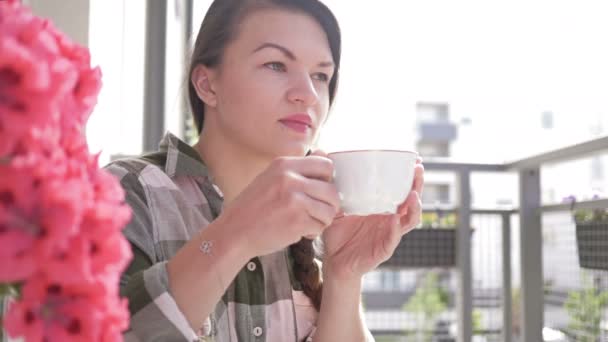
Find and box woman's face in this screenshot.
[201,8,335,158]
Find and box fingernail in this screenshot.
[338,192,344,201]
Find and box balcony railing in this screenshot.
[363,135,608,342]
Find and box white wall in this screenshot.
[25,0,90,47]
[86,0,146,165]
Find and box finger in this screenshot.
[335,208,345,219]
[400,192,422,233]
[309,149,329,158]
[298,176,341,211]
[299,191,338,229]
[382,215,402,260]
[276,156,334,182]
[412,163,424,195]
[289,192,328,237]
[396,189,417,216]
[396,165,424,215]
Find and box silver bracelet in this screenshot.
[198,238,226,293]
[200,240,213,255]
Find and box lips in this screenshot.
[278,113,313,133]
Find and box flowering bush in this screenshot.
[563,195,608,224]
[0,1,132,340]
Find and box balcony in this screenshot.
[417,122,459,144]
[362,135,608,342]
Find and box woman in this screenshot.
[107,0,424,341]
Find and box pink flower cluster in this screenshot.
[0,1,133,340]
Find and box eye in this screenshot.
[264,62,286,72]
[312,72,330,82]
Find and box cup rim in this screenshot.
[328,149,419,156]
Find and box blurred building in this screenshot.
[415,102,459,206]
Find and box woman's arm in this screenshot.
[166,216,252,331]
[312,266,371,342]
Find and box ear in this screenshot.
[191,65,218,108]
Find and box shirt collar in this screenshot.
[158,131,210,180]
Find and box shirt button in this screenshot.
[253,326,263,337]
[247,261,257,271]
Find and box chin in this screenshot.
[271,142,311,158]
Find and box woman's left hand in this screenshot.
[322,157,424,281]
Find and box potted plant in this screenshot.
[568,196,608,270]
[403,272,449,341]
[563,276,608,342]
[381,210,464,268]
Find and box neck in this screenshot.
[194,122,272,204]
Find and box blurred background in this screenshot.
[23,0,608,341]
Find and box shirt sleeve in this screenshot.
[106,163,200,342]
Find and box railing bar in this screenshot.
[424,161,507,172]
[505,135,608,170]
[539,198,608,213]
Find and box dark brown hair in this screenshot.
[188,0,341,311]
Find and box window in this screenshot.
[417,142,450,158]
[422,184,451,205]
[416,102,449,123]
[541,111,554,129]
[591,156,604,181]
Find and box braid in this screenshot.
[289,238,323,311]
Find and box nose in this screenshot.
[286,72,319,107]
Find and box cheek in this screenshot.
[217,79,282,135]
[226,71,283,107]
[317,95,331,121]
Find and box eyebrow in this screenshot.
[252,42,334,68]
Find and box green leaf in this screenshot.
[0,283,20,298]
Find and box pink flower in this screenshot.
[0,159,95,281]
[1,2,132,340]
[44,231,131,290]
[45,298,104,342]
[99,297,130,342]
[0,227,37,282]
[81,170,132,240]
[43,235,92,285]
[92,169,128,204]
[88,229,132,278]
[44,20,92,67]
[0,164,44,281]
[4,275,122,341]
[0,36,59,137]
[0,36,52,93]
[37,176,94,247]
[59,66,102,127]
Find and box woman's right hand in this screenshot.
[216,155,341,257]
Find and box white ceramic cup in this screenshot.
[328,150,418,215]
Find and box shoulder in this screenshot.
[104,155,171,262]
[105,152,166,184]
[104,152,176,199]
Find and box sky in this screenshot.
[314,1,608,161]
[87,0,608,173]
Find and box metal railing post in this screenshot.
[143,0,167,152]
[457,169,473,342]
[519,168,543,342]
[501,213,513,342]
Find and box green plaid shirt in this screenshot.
[106,132,373,342]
